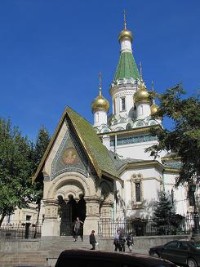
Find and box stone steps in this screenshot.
[0,236,93,267]
[41,235,91,253]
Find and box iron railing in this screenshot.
[0,223,41,239]
[0,216,196,239]
[98,217,194,237]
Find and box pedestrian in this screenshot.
[119,231,126,252]
[73,217,83,241]
[89,230,96,250]
[126,233,134,252]
[113,229,120,251]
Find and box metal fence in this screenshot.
[0,217,195,239]
[98,217,194,237]
[0,223,41,239]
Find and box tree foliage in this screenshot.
[0,119,33,225]
[0,119,51,226]
[32,127,51,204]
[147,84,200,185]
[33,127,51,172]
[152,192,184,235]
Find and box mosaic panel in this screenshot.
[51,121,88,179]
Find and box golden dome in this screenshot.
[91,94,109,113]
[119,29,133,42]
[134,83,151,103]
[151,103,159,116]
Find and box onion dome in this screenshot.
[118,11,133,42]
[151,103,159,115]
[91,94,109,113]
[134,82,151,103]
[119,29,133,42]
[92,73,109,113]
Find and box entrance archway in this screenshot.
[47,173,90,236]
[58,193,86,236]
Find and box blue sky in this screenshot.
[0,0,200,141]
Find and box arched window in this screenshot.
[131,174,143,204]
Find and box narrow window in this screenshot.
[96,112,99,123]
[135,182,141,202]
[121,97,126,111]
[113,99,116,114]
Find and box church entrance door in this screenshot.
[58,193,86,236]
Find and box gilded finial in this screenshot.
[118,9,133,42]
[98,72,102,96]
[123,10,127,30]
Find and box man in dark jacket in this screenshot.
[119,231,126,252]
[126,233,134,252]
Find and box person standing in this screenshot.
[77,194,86,240]
[113,229,120,251]
[73,217,83,241]
[119,231,126,252]
[126,233,134,252]
[89,230,96,250]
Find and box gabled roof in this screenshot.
[33,107,119,182]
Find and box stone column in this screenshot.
[41,200,60,236]
[99,201,113,237]
[83,197,100,235]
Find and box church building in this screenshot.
[33,17,188,237]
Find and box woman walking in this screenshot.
[73,217,83,241]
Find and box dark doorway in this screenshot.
[58,195,74,236]
[57,194,86,236]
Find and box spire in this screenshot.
[123,9,127,30]
[112,12,140,84]
[98,72,102,96]
[119,10,133,43]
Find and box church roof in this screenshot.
[33,106,119,182]
[66,107,119,179]
[113,51,140,83]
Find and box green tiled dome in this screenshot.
[113,52,140,83]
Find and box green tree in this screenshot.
[31,127,50,202]
[148,84,200,185]
[0,118,34,226]
[33,127,51,172]
[152,192,183,235]
[31,127,50,233]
